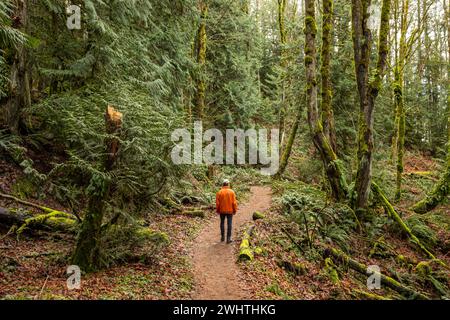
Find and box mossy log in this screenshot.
[324,247,429,300]
[180,209,205,218]
[277,259,307,276]
[352,289,391,300]
[239,225,255,261]
[411,169,449,214]
[252,211,265,221]
[371,182,448,270]
[0,192,80,221]
[0,207,77,233]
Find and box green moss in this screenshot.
[254,247,263,255]
[136,228,170,245]
[239,247,254,261]
[252,211,265,220]
[16,210,76,234]
[182,210,205,218]
[304,16,317,35]
[324,257,340,284]
[11,178,36,199]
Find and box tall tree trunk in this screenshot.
[276,103,301,178]
[351,0,391,211]
[3,0,31,134]
[304,0,347,201]
[71,106,122,272]
[394,0,409,200]
[320,0,337,153]
[193,1,208,120]
[394,67,406,200]
[277,0,287,146]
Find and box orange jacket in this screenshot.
[216,186,237,214]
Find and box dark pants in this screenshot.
[220,214,233,240]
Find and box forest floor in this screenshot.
[0,152,449,300]
[192,186,272,299]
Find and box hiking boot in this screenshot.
[221,236,225,242]
[226,239,233,244]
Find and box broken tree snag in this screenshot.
[239,225,255,261]
[105,105,123,168]
[371,182,448,270]
[324,247,429,300]
[72,105,123,272]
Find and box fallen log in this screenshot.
[324,247,429,300]
[411,169,449,213]
[351,289,391,300]
[239,225,255,261]
[0,193,81,222]
[0,207,77,233]
[276,259,308,276]
[180,209,206,218]
[371,182,448,270]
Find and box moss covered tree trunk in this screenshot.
[394,67,406,201]
[351,0,391,211]
[304,0,347,201]
[276,104,301,178]
[193,1,208,120]
[3,0,31,134]
[277,0,288,146]
[320,0,337,153]
[71,106,122,272]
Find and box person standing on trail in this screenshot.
[216,179,238,243]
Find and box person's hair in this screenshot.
[223,181,229,186]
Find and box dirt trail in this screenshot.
[191,186,272,300]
